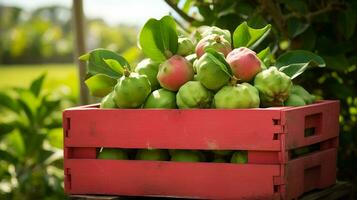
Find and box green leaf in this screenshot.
[139,15,178,61]
[205,49,232,77]
[257,46,273,67]
[30,73,46,97]
[0,92,18,112]
[85,74,117,97]
[0,122,15,138]
[0,150,18,164]
[287,18,309,38]
[47,128,63,149]
[279,63,310,79]
[4,130,25,158]
[182,0,193,13]
[78,53,90,61]
[18,98,35,124]
[276,50,326,79]
[103,59,124,74]
[233,22,271,49]
[86,49,130,79]
[337,7,356,40]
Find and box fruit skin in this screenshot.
[157,55,194,91]
[195,34,232,58]
[230,151,248,164]
[97,148,128,160]
[135,58,160,91]
[177,37,195,56]
[170,150,205,162]
[214,83,260,109]
[143,89,177,109]
[176,81,213,109]
[254,67,292,107]
[195,53,231,91]
[291,85,315,104]
[226,47,262,82]
[201,26,232,44]
[100,92,117,109]
[113,72,151,108]
[284,93,306,106]
[135,149,169,161]
[185,53,197,65]
[212,150,233,156]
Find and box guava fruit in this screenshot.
[176,81,213,108]
[284,93,306,106]
[177,37,195,56]
[100,91,117,109]
[135,149,169,161]
[226,47,262,82]
[195,52,231,90]
[195,34,232,58]
[157,55,194,91]
[113,71,151,108]
[212,150,233,156]
[230,151,248,164]
[291,85,315,104]
[170,150,205,162]
[201,26,232,44]
[143,89,177,109]
[135,58,160,91]
[97,148,128,160]
[254,67,292,107]
[185,53,197,65]
[214,83,260,109]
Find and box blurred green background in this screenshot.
[0,0,356,199]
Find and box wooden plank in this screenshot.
[69,182,355,200]
[64,109,282,150]
[66,160,279,199]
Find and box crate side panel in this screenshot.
[285,148,337,199]
[65,160,280,199]
[282,101,339,149]
[65,109,281,150]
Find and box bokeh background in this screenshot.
[0,0,356,199]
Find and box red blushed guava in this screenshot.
[195,34,232,58]
[226,47,262,82]
[157,55,194,91]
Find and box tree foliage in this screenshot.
[0,5,142,65]
[165,0,357,183]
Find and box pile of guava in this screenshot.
[97,148,248,164]
[80,15,326,163]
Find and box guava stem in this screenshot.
[229,76,239,86]
[165,50,173,58]
[215,35,221,43]
[123,69,130,77]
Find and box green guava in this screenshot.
[135,149,169,161]
[254,67,292,107]
[135,58,160,91]
[113,71,151,108]
[176,81,213,108]
[143,89,177,109]
[97,148,128,160]
[214,83,260,109]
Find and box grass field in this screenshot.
[0,63,79,97]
